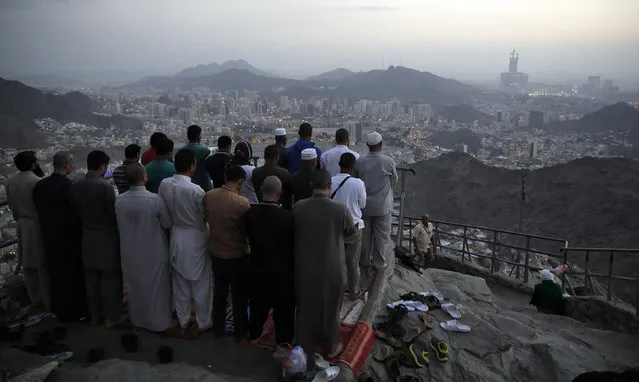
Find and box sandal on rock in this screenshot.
[440,320,471,333]
[386,356,401,379]
[374,343,394,362]
[402,320,428,343]
[312,366,340,382]
[441,303,461,319]
[425,295,441,309]
[430,337,449,362]
[376,332,403,348]
[419,312,434,329]
[397,344,425,368]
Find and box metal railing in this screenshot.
[560,248,639,312]
[392,215,569,285]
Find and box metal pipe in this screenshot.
[607,251,614,300]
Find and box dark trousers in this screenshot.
[84,267,123,321]
[212,256,250,338]
[248,269,295,344]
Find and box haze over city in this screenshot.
[1,0,638,84]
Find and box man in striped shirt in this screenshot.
[112,144,141,194]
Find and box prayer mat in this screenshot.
[251,318,375,376]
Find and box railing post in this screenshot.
[561,246,568,292]
[461,226,468,262]
[607,251,614,300]
[251,156,259,167]
[584,250,590,294]
[396,170,407,248]
[523,236,531,283]
[490,231,498,273]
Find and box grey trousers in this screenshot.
[23,267,50,309]
[343,228,363,294]
[360,214,391,269]
[84,268,123,321]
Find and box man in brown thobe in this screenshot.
[5,151,48,309]
[293,170,356,358]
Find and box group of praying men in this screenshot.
[4,122,398,358]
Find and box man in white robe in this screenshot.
[158,148,212,336]
[115,163,172,332]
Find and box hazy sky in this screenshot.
[1,0,638,82]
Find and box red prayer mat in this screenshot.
[251,315,375,376]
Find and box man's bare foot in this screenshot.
[349,289,365,301]
[327,342,344,359]
[104,315,126,329]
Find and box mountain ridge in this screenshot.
[117,65,484,104]
[0,78,142,148]
[403,152,639,299]
[174,59,275,78]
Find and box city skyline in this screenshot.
[1,0,638,83]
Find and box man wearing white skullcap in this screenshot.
[290,148,318,203]
[274,128,288,169]
[354,132,397,270]
[530,269,565,315]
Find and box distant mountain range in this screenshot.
[174,59,275,78]
[115,65,486,104]
[404,152,639,300]
[0,78,142,148]
[305,68,359,82]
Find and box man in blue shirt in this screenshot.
[182,125,212,191]
[145,138,176,193]
[287,123,322,173]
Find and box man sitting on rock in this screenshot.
[530,269,565,315]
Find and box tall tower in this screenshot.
[509,49,519,73]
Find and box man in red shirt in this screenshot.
[141,132,173,166]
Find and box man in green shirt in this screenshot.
[182,125,212,191]
[145,138,176,193]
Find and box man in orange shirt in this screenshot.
[203,165,251,339]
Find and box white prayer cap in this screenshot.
[301,148,317,160]
[540,269,553,281]
[366,132,383,146]
[275,128,286,137]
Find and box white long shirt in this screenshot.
[158,174,209,281]
[330,173,367,229]
[320,145,360,176]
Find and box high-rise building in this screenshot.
[279,95,289,110]
[529,111,544,129]
[587,76,601,90]
[509,50,518,73]
[500,49,528,92]
[343,121,363,144]
[529,141,538,159]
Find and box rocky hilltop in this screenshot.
[403,153,639,297]
[0,78,143,148]
[362,267,639,381]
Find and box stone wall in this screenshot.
[432,252,639,336]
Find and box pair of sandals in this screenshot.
[399,292,441,309]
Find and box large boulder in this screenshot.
[362,267,639,382]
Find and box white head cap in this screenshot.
[274,128,286,137]
[301,148,317,160]
[540,269,553,281]
[366,132,382,146]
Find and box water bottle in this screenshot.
[292,346,306,373]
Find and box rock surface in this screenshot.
[361,267,639,382]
